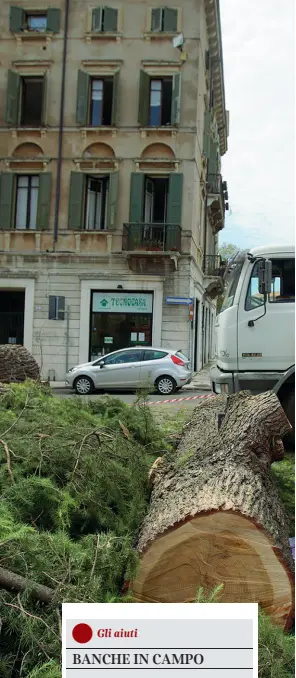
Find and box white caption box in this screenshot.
[63,602,258,678]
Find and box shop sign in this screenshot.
[92,292,153,314]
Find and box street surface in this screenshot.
[52,388,211,410]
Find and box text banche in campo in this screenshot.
[71,627,204,668]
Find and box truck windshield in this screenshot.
[220,250,247,312]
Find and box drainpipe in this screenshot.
[53,0,70,246]
[65,305,70,373]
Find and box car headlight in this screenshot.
[68,366,78,373]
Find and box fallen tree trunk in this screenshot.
[132,391,295,630]
[0,566,55,604]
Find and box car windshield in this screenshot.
[220,250,247,312]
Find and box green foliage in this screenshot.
[219,241,239,262]
[258,612,295,678]
[271,451,295,534]
[0,382,156,676]
[193,587,295,678]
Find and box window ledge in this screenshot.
[143,31,178,41]
[80,126,117,138]
[85,31,122,44]
[74,157,120,171]
[12,31,55,44]
[9,127,48,139]
[139,127,178,138]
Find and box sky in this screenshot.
[219,0,295,250]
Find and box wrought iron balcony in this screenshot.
[206,174,229,233]
[122,223,181,253]
[203,255,223,277]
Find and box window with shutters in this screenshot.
[91,6,118,32]
[76,70,119,127]
[20,77,44,126]
[151,7,178,32]
[9,7,61,34]
[84,176,109,230]
[15,175,39,230]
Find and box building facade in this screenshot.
[0,0,229,380]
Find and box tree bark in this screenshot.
[133,391,294,630]
[0,566,55,604]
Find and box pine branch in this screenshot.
[0,566,55,604]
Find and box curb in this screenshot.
[183,384,212,392]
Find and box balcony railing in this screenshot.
[207,173,222,195]
[122,223,181,252]
[203,255,223,277]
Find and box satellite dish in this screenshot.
[172,33,184,49]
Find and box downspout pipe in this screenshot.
[53,0,70,245]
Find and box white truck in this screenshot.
[210,244,295,434]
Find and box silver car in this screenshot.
[66,347,192,395]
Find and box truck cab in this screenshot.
[211,245,295,401]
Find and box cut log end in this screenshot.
[132,511,294,631]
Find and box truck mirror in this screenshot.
[258,259,272,295]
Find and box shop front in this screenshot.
[90,291,154,360]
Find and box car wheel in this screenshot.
[74,376,94,395]
[155,376,176,395]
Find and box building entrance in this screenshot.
[0,290,25,345]
[90,291,153,360]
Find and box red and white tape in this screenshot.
[143,393,214,406]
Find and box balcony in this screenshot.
[203,255,224,277]
[206,174,229,233]
[203,254,225,299]
[122,223,181,274]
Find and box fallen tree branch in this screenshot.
[0,566,55,604]
[0,439,15,484]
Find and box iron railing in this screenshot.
[122,223,181,252]
[206,173,222,195]
[203,255,223,277]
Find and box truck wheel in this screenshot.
[282,390,295,447]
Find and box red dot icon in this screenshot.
[72,623,93,644]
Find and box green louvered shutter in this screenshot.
[163,7,178,31]
[111,70,120,126]
[171,72,181,124]
[138,70,150,126]
[68,173,85,229]
[37,173,52,230]
[129,173,145,222]
[203,111,211,158]
[47,8,61,33]
[9,6,24,32]
[151,8,162,31]
[76,70,89,125]
[92,7,102,31]
[0,173,15,230]
[167,173,183,224]
[107,172,119,228]
[41,74,47,126]
[208,139,218,177]
[103,7,118,31]
[5,70,20,126]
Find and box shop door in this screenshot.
[0,291,25,344]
